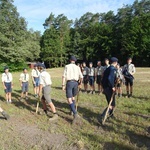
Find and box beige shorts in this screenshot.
[42,85,52,103]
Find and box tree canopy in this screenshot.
[41,0,150,67]
[0,0,41,71]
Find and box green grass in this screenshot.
[0,68,149,150]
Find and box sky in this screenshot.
[13,0,135,34]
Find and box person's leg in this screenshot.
[8,92,12,103]
[5,93,9,102]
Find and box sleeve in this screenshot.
[2,74,4,82]
[132,64,136,74]
[108,68,115,88]
[78,67,83,79]
[39,75,44,85]
[10,73,13,82]
[62,66,67,78]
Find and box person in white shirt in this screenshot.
[38,63,58,121]
[2,67,13,103]
[31,64,40,97]
[62,56,83,124]
[19,68,29,100]
[88,62,95,94]
[82,62,89,93]
[123,57,136,98]
[95,61,104,94]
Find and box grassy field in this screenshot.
[0,68,149,150]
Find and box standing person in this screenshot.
[19,68,29,100]
[0,106,10,120]
[103,58,110,72]
[31,64,40,98]
[123,57,136,98]
[38,63,58,121]
[100,57,118,120]
[2,67,13,103]
[82,62,89,93]
[95,61,104,94]
[62,56,83,123]
[88,62,95,94]
[116,63,123,97]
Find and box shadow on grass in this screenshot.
[0,95,6,102]
[132,95,149,101]
[103,141,134,150]
[0,116,6,120]
[126,130,150,149]
[52,99,99,126]
[124,112,150,119]
[52,86,62,90]
[12,90,37,113]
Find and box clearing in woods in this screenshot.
[0,68,149,150]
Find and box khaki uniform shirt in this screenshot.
[19,73,29,82]
[39,71,52,87]
[88,67,95,76]
[63,63,83,81]
[31,69,40,77]
[96,66,104,76]
[2,72,13,83]
[124,63,136,74]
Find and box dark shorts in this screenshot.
[89,76,95,86]
[125,77,133,86]
[96,75,102,85]
[103,87,115,107]
[22,82,29,92]
[33,77,40,87]
[66,81,78,98]
[83,75,88,84]
[42,85,52,103]
[117,80,122,88]
[4,82,12,93]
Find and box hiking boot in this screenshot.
[72,114,81,125]
[49,114,58,121]
[25,97,28,100]
[9,100,12,103]
[1,111,10,120]
[89,91,92,94]
[92,91,95,94]
[70,111,74,116]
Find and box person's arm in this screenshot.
[31,70,35,84]
[108,68,116,91]
[131,64,136,75]
[62,66,67,90]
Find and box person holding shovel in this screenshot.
[100,57,118,122]
[62,56,83,124]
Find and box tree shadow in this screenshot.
[126,130,150,149]
[52,86,62,90]
[132,95,149,101]
[0,116,6,120]
[52,99,99,126]
[0,95,5,102]
[124,112,150,120]
[103,141,134,150]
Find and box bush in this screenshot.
[0,62,29,73]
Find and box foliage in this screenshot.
[41,0,150,67]
[0,0,41,71]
